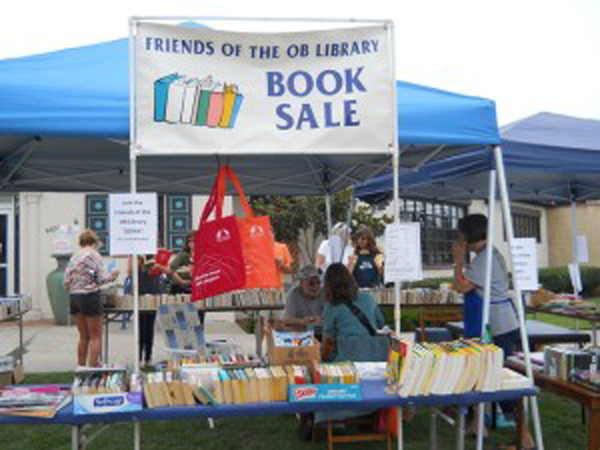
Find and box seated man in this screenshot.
[282,264,326,326]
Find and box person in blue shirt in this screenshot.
[348,226,384,288]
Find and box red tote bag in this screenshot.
[223,166,280,289]
[192,167,246,301]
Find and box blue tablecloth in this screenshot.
[0,380,536,426]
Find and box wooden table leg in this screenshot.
[515,400,524,450]
[589,407,599,450]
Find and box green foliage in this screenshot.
[405,277,454,290]
[382,306,420,331]
[250,189,394,243]
[538,266,600,296]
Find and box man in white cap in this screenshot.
[282,264,326,325]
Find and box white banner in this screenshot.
[134,23,393,155]
[109,193,158,256]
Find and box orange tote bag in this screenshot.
[222,165,280,289]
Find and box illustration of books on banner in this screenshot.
[154,73,244,129]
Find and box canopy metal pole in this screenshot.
[129,18,141,450]
[482,166,497,338]
[570,200,580,298]
[495,145,544,450]
[325,192,333,237]
[476,165,497,450]
[384,20,403,450]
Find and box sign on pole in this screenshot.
[134,23,393,155]
[109,193,158,256]
[576,235,589,263]
[510,238,539,291]
[384,223,423,283]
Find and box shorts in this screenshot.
[70,292,103,317]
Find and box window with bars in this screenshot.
[400,198,467,267]
[85,194,192,254]
[510,207,541,243]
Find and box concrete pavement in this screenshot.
[0,314,257,373]
[1,315,598,374]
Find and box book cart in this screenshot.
[0,295,31,374]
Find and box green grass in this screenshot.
[528,297,600,330]
[0,372,589,449]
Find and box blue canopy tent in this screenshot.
[355,112,600,204]
[0,37,499,195]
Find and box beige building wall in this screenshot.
[547,203,600,267]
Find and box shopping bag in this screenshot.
[192,167,246,301]
[222,166,280,289]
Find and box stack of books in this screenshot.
[71,367,143,415]
[571,371,600,392]
[0,296,28,320]
[114,293,192,310]
[388,338,506,397]
[144,361,361,407]
[143,370,197,407]
[113,289,287,311]
[163,353,264,370]
[287,363,362,403]
[112,288,464,311]
[364,288,463,306]
[291,362,360,385]
[544,346,600,382]
[72,368,129,395]
[0,385,71,419]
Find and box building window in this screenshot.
[166,195,192,251]
[400,198,466,267]
[511,207,541,243]
[85,194,192,254]
[86,195,110,255]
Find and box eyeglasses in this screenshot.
[306,279,321,287]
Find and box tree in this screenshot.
[251,189,393,266]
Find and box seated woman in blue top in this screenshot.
[310,263,387,429]
[322,263,386,362]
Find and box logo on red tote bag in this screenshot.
[216,229,231,243]
[250,225,265,238]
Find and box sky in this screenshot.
[1,0,598,126]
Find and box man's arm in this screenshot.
[452,241,475,294]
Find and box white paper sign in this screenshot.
[109,193,158,256]
[384,223,423,283]
[510,238,539,291]
[135,23,393,155]
[576,235,589,263]
[50,224,80,255]
[568,263,583,293]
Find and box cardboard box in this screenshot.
[0,364,25,388]
[265,330,320,366]
[289,384,361,403]
[73,392,143,415]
